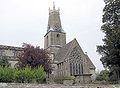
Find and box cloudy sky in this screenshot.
[0,0,105,71]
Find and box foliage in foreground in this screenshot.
[0,65,47,83]
[0,66,15,82]
[17,43,53,73]
[14,66,35,83]
[34,66,47,83]
[54,75,75,84]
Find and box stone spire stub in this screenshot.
[47,2,64,33]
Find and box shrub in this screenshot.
[0,66,15,82]
[14,66,35,83]
[54,75,75,84]
[34,66,47,83]
[0,65,47,83]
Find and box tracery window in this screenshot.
[69,47,82,63]
[69,47,84,76]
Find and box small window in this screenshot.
[56,34,60,37]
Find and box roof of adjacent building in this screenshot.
[0,45,23,51]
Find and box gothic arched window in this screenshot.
[69,47,83,75]
[69,47,82,63]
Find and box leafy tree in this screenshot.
[17,43,53,73]
[0,56,10,67]
[96,70,109,82]
[97,0,120,81]
[96,69,118,83]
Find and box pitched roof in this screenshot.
[85,54,96,69]
[54,39,75,62]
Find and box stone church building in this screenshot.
[0,4,96,83]
[44,4,96,83]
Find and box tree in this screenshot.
[97,0,120,82]
[96,70,109,82]
[17,43,53,73]
[0,56,10,67]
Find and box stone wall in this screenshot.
[0,83,120,88]
[0,45,23,67]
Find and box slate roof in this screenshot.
[54,39,75,62]
[85,54,96,69]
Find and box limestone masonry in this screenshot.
[0,3,96,83]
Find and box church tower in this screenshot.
[44,3,66,54]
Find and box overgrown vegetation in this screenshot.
[0,65,47,83]
[54,75,75,84]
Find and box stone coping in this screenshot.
[0,83,120,88]
[0,45,23,50]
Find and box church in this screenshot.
[0,4,96,83]
[44,4,96,83]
